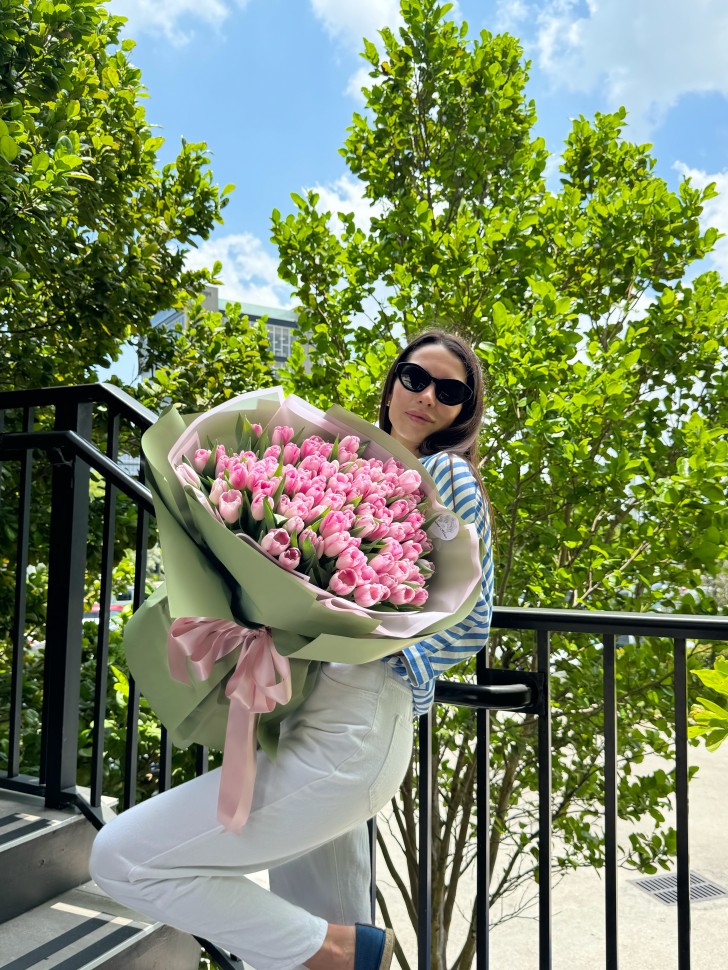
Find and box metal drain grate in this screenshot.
[633,871,728,905]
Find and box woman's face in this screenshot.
[386,344,468,456]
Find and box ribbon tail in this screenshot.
[217,700,259,833]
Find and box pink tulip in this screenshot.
[251,494,271,521]
[271,425,295,447]
[339,435,360,457]
[283,515,306,535]
[381,538,404,560]
[336,547,367,571]
[229,463,248,490]
[283,442,300,464]
[386,522,408,543]
[322,531,358,558]
[219,489,242,524]
[193,449,211,472]
[284,498,310,519]
[368,552,396,575]
[305,503,328,525]
[176,464,201,489]
[353,583,389,607]
[390,560,412,583]
[412,588,429,606]
[282,468,299,495]
[300,435,327,459]
[388,498,412,521]
[323,491,346,511]
[264,445,281,461]
[304,487,325,508]
[397,521,417,542]
[208,478,228,505]
[406,566,425,584]
[352,514,378,538]
[398,469,422,494]
[192,489,224,522]
[252,480,277,499]
[250,423,263,436]
[401,541,423,562]
[278,547,302,571]
[353,564,377,585]
[369,521,391,541]
[328,569,358,597]
[352,473,372,497]
[261,528,291,556]
[248,467,270,489]
[388,585,417,606]
[405,511,425,530]
[383,457,405,475]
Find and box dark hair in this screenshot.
[379,329,492,526]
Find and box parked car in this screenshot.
[83,589,134,629]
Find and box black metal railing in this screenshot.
[1,384,726,970]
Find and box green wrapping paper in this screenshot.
[124,388,484,760]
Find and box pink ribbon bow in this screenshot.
[167,616,292,832]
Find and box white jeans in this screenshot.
[90,661,414,970]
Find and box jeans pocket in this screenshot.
[368,713,413,815]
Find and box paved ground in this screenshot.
[373,741,728,970]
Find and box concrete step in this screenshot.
[0,790,97,924]
[0,879,201,969]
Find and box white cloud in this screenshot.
[309,0,403,48]
[496,0,728,136]
[674,163,728,277]
[345,64,377,103]
[307,174,381,233]
[111,0,250,45]
[184,233,292,308]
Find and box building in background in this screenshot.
[149,286,298,370]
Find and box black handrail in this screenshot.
[1,430,154,512]
[0,382,156,428]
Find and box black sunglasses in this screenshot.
[394,361,473,407]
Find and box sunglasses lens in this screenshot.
[437,383,468,406]
[398,363,429,392]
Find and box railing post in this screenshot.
[674,638,691,970]
[42,401,92,807]
[418,710,433,970]
[537,629,552,970]
[476,648,490,970]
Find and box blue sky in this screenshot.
[105,0,728,377]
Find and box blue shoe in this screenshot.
[354,923,395,970]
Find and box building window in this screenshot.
[267,323,294,360]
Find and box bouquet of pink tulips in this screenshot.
[176,422,437,612]
[125,388,483,829]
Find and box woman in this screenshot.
[89,329,494,970]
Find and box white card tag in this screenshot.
[429,513,459,541]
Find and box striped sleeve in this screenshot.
[389,453,494,712]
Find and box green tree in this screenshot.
[269,2,728,966]
[0,0,231,390]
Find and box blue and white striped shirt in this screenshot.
[387,453,495,716]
